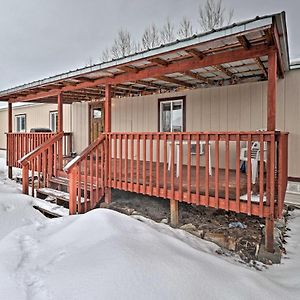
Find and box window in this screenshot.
[93,107,102,119]
[159,98,184,132]
[49,111,58,132]
[15,114,26,132]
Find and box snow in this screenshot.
[0,150,299,299]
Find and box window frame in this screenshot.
[49,110,58,132]
[14,114,27,133]
[158,96,186,132]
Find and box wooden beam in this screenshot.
[57,93,63,170]
[267,50,277,131]
[185,48,205,59]
[236,35,251,50]
[9,44,273,103]
[183,70,213,85]
[212,65,234,79]
[271,24,285,78]
[119,65,140,73]
[237,34,268,79]
[157,76,193,88]
[149,57,169,66]
[136,80,165,90]
[104,84,111,132]
[255,58,268,78]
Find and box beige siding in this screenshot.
[111,70,300,177]
[0,103,71,149]
[71,102,89,153]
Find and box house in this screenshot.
[0,12,294,252]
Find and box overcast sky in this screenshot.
[0,0,299,92]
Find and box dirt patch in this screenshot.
[104,190,282,264]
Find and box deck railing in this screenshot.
[65,135,106,214]
[19,132,64,196]
[105,131,288,219]
[7,132,73,168]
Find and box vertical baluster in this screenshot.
[90,152,94,208]
[37,155,41,189]
[96,145,99,203]
[195,134,200,205]
[156,134,160,197]
[179,134,183,201]
[259,134,264,218]
[143,134,146,194]
[225,134,229,211]
[170,134,175,201]
[114,134,117,188]
[130,134,134,191]
[31,159,35,197]
[124,134,128,191]
[205,134,209,207]
[163,134,167,199]
[42,150,47,187]
[84,159,88,211]
[187,134,191,203]
[215,134,219,209]
[149,134,153,196]
[101,142,105,191]
[136,134,140,193]
[108,134,112,188]
[235,134,240,213]
[78,163,82,213]
[247,134,252,215]
[118,134,122,189]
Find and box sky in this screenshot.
[0,0,299,93]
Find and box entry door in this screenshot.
[89,102,104,143]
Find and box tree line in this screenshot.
[100,0,234,62]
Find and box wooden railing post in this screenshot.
[69,167,77,215]
[8,102,13,179]
[22,163,29,195]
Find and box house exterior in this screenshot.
[0,12,293,252]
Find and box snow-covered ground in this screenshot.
[0,151,299,300]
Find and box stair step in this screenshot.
[33,198,69,217]
[49,176,98,191]
[36,187,87,204]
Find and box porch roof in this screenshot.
[0,11,289,104]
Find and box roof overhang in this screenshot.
[0,12,289,104]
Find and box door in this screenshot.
[89,102,104,143]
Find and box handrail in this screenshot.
[19,132,64,165]
[64,134,106,173]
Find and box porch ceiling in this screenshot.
[0,12,289,104]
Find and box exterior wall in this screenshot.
[0,103,72,149]
[110,69,300,178]
[1,69,299,177]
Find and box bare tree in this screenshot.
[142,24,161,49]
[101,48,110,62]
[178,17,194,38]
[198,0,233,32]
[110,29,136,59]
[160,18,175,44]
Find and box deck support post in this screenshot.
[104,84,112,203]
[57,93,63,170]
[265,49,277,253]
[22,163,29,195]
[69,167,77,215]
[170,199,179,227]
[7,102,13,179]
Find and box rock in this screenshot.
[100,202,109,208]
[160,218,168,224]
[180,223,197,232]
[204,232,237,251]
[275,218,286,230]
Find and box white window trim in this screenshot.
[159,99,184,132]
[49,111,58,132]
[15,114,26,133]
